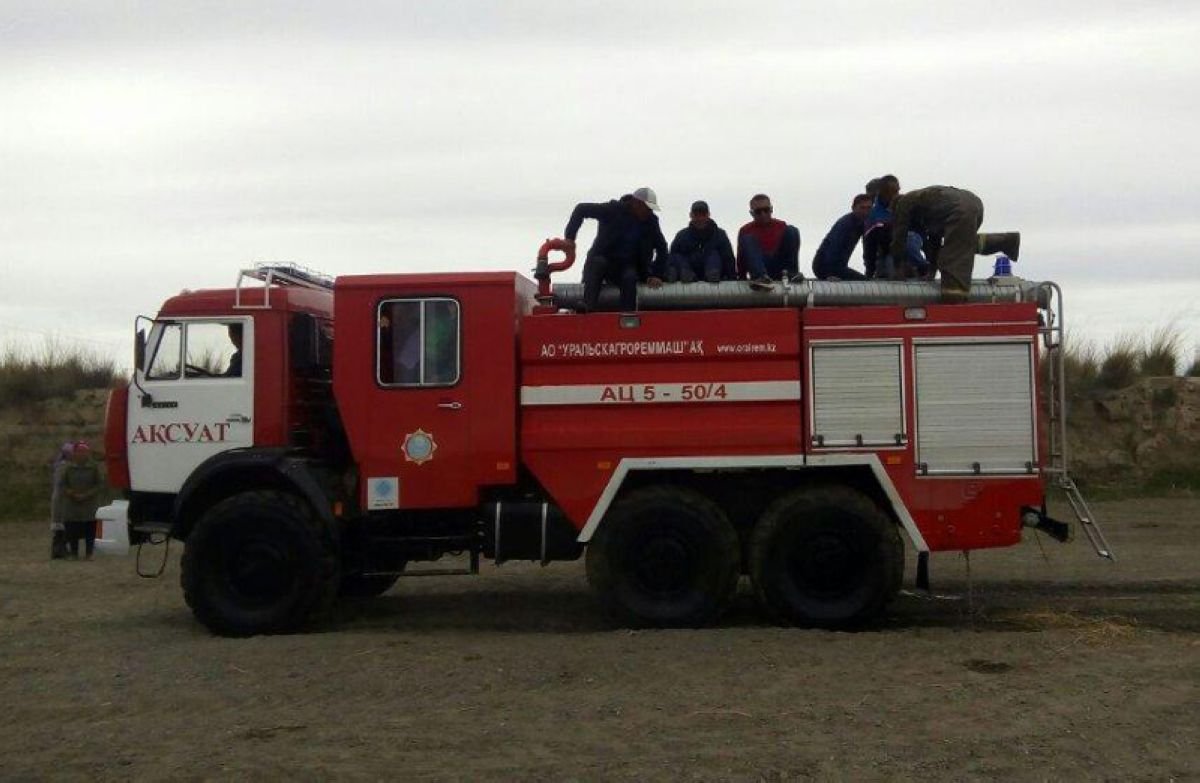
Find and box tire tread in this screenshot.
[181,490,338,636]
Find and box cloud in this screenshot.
[1,1,1197,364]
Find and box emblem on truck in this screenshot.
[402,429,437,465]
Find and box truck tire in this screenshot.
[181,490,339,636]
[750,485,902,629]
[338,571,402,598]
[586,486,740,628]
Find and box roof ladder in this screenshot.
[1038,281,1115,561]
[234,263,334,310]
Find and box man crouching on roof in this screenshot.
[889,185,1021,302]
[562,187,668,313]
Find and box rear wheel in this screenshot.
[750,485,902,629]
[586,486,740,628]
[181,490,338,636]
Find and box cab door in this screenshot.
[127,318,255,493]
[368,296,472,508]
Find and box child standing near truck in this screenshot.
[58,441,102,560]
[49,442,73,559]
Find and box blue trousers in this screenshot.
[740,226,800,280]
[874,231,929,279]
[668,249,723,283]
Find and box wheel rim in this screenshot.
[221,530,296,606]
[788,527,865,599]
[628,522,697,599]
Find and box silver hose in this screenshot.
[550,278,1051,311]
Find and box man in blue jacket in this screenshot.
[667,200,736,283]
[812,194,873,280]
[563,187,668,312]
[864,174,931,280]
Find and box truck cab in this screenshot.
[110,267,335,533]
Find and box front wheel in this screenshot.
[586,486,740,628]
[181,490,339,636]
[750,485,903,629]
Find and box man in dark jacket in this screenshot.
[667,200,736,283]
[890,185,1020,301]
[812,193,872,280]
[563,187,667,312]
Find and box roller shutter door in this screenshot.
[811,343,904,447]
[914,342,1035,474]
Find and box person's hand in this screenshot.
[646,276,664,289]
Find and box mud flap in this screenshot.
[1035,516,1071,542]
[1023,506,1070,543]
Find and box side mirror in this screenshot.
[135,328,146,372]
[132,315,155,407]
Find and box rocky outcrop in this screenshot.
[1068,377,1200,492]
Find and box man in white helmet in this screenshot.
[562,187,668,312]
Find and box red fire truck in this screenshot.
[103,245,1111,636]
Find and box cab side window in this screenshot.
[378,299,460,386]
[145,321,246,381]
[184,322,243,379]
[146,323,182,380]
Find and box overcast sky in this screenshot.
[3,1,1199,369]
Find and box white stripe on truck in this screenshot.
[520,380,801,406]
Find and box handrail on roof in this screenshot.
[234,263,334,309]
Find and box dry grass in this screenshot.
[1060,334,1100,390]
[1096,334,1142,390]
[1187,351,1200,378]
[0,342,118,522]
[1140,326,1183,377]
[1000,609,1139,646]
[1057,326,1194,396]
[0,340,123,409]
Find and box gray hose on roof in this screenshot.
[550,278,1052,311]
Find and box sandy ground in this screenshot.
[1,498,1198,781]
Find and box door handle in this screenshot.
[437,401,463,410]
[226,413,251,423]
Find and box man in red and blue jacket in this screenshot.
[736,193,802,288]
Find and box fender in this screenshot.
[170,447,339,541]
[575,453,930,553]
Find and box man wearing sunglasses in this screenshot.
[736,194,802,290]
[563,187,668,312]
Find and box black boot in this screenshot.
[978,232,1020,261]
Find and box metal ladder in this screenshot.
[234,262,334,309]
[1038,281,1116,561]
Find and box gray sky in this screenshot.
[4,1,1199,369]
